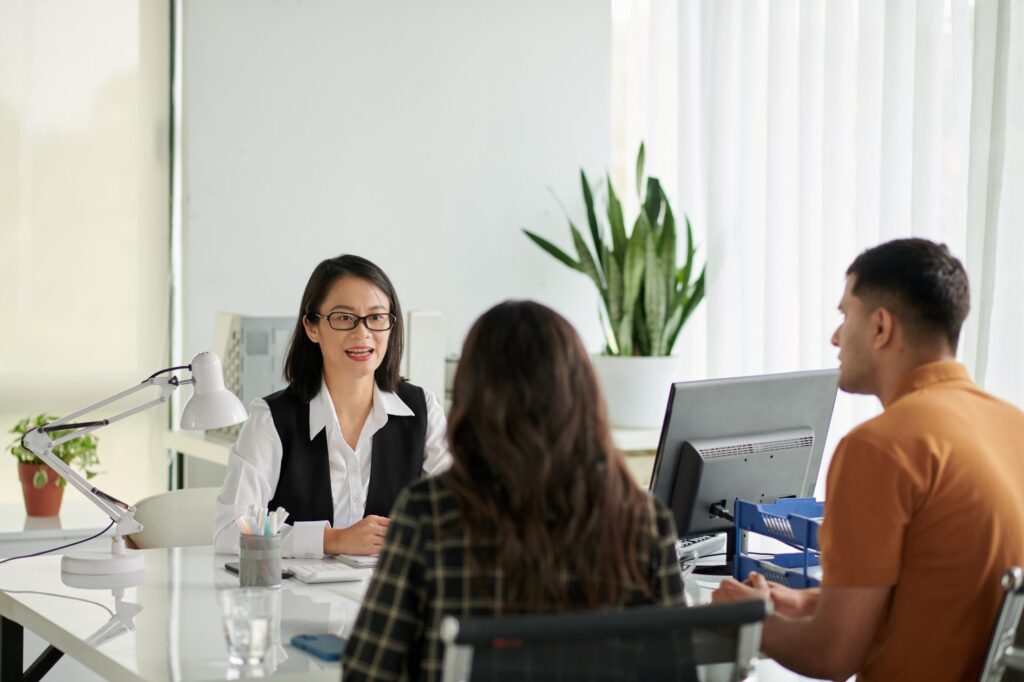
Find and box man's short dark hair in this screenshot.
[847,238,970,351]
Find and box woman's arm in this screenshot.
[213,400,280,554]
[343,488,427,680]
[213,400,328,558]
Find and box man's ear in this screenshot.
[303,316,320,344]
[871,307,896,350]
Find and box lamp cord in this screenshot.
[0,519,115,566]
[144,364,190,382]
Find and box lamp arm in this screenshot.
[20,376,183,538]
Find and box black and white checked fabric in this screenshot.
[342,474,684,682]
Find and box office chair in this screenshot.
[980,566,1024,682]
[128,487,220,549]
[440,599,769,682]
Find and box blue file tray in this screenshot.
[734,497,824,588]
[734,552,821,589]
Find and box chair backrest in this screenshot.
[129,487,220,549]
[980,567,1024,682]
[440,599,769,682]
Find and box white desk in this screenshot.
[2,544,814,681]
[0,502,114,560]
[0,546,372,681]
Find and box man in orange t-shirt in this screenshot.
[713,239,1024,681]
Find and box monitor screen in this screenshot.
[649,369,839,538]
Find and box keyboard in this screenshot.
[289,563,367,584]
[676,534,727,562]
[335,553,378,568]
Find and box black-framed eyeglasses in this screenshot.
[307,311,397,332]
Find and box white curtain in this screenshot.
[612,0,1023,487]
[0,1,171,504]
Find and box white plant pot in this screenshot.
[591,355,682,429]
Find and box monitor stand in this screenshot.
[691,528,736,577]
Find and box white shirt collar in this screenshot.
[307,378,414,440]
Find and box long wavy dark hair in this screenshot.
[445,300,657,611]
[283,254,404,400]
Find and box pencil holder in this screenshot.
[239,533,282,588]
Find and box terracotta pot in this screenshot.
[18,462,65,517]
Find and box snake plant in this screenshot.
[524,144,706,356]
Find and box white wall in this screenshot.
[182,0,612,361]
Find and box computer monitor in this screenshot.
[649,369,839,539]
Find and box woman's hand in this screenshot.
[324,515,390,555]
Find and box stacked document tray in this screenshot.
[734,497,824,589]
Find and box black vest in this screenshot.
[265,382,428,524]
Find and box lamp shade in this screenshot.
[179,352,248,430]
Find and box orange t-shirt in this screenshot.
[819,362,1024,682]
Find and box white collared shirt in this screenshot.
[214,380,451,558]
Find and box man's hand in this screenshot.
[712,572,819,618]
[711,572,771,605]
[764,581,819,618]
[324,515,390,555]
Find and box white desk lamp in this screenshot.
[21,352,247,577]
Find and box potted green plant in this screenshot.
[7,414,100,516]
[524,144,706,428]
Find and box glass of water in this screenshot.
[218,587,281,666]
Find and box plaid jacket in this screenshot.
[342,474,684,681]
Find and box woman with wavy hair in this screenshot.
[343,300,683,681]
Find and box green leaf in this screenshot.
[643,177,662,233]
[622,212,650,323]
[606,252,624,333]
[522,230,581,272]
[606,178,627,266]
[616,311,633,356]
[632,302,651,356]
[570,222,606,296]
[33,468,47,489]
[676,215,697,293]
[666,267,706,352]
[580,170,604,270]
[659,194,677,296]
[635,142,646,199]
[644,230,667,355]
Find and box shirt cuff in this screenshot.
[283,520,329,559]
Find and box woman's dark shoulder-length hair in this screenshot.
[283,254,404,401]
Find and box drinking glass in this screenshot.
[218,587,281,666]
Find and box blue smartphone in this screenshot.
[291,633,345,662]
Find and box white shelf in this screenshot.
[611,427,661,452]
[164,431,232,466]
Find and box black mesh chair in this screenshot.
[440,600,769,682]
[980,567,1024,682]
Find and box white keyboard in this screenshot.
[676,534,727,561]
[289,563,367,584]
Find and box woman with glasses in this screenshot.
[343,300,684,680]
[214,255,450,558]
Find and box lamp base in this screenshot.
[61,548,146,576]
